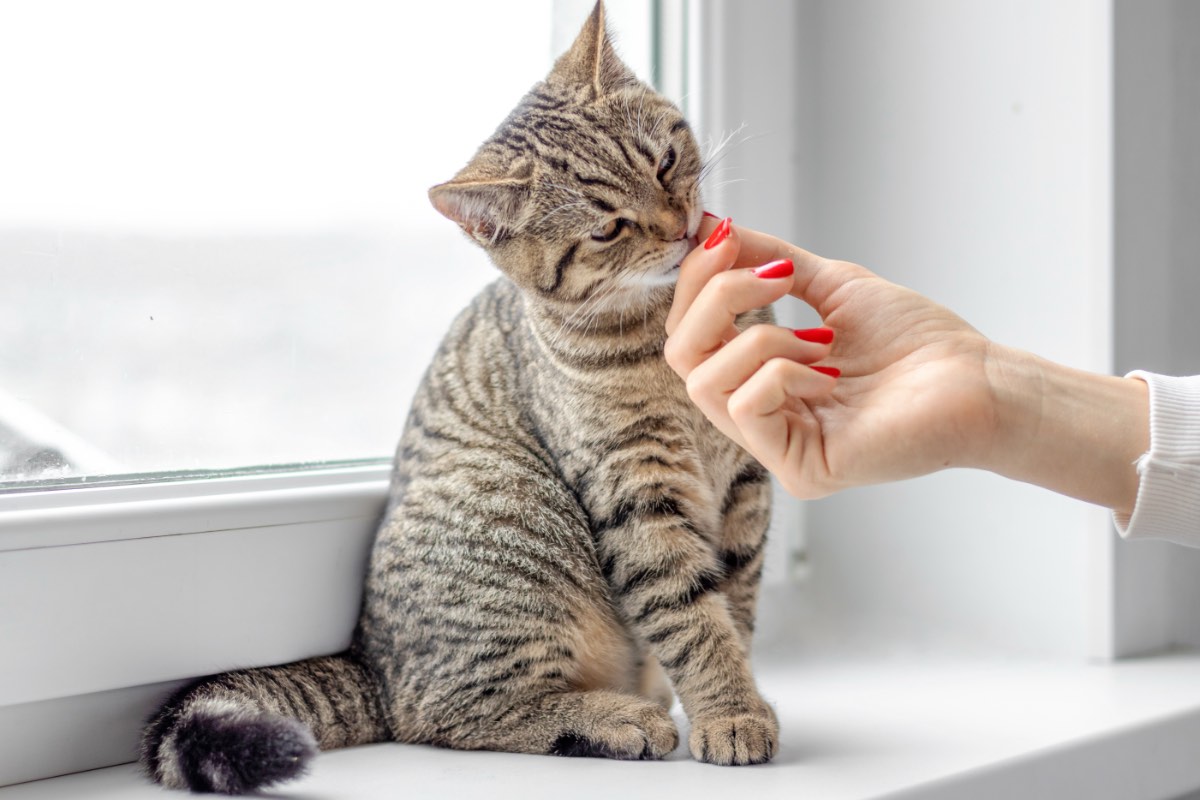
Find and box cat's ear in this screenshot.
[429,171,530,246]
[548,0,637,98]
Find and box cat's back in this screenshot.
[408,276,528,428]
[384,276,544,510]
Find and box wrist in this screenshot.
[980,344,1149,515]
[979,343,1046,472]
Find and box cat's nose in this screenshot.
[654,210,689,241]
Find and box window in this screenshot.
[1,1,563,487]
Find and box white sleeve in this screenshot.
[1113,371,1200,546]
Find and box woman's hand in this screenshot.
[665,218,996,499]
[665,218,1147,513]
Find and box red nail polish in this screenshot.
[794,327,834,344]
[702,210,720,219]
[704,217,732,249]
[752,259,794,279]
[810,365,841,378]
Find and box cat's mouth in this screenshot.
[669,235,701,271]
[657,239,693,281]
[614,236,696,297]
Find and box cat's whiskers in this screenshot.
[646,104,670,140]
[541,180,589,200]
[706,179,747,193]
[698,124,758,191]
[635,85,650,143]
[622,90,636,143]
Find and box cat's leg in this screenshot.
[637,654,674,710]
[461,689,678,759]
[368,569,679,760]
[716,460,772,651]
[361,467,681,761]
[592,482,778,766]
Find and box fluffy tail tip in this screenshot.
[168,710,318,794]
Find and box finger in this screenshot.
[727,226,810,270]
[666,216,739,337]
[725,358,838,493]
[684,324,833,438]
[788,256,877,318]
[723,223,876,317]
[663,259,795,378]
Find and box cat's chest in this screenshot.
[535,357,744,503]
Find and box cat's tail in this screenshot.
[140,653,388,794]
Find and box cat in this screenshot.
[140,3,777,792]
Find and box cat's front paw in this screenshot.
[549,695,679,761]
[688,706,778,766]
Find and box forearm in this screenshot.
[982,345,1149,516]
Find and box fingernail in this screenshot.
[810,365,841,378]
[752,259,794,279]
[704,217,732,249]
[794,327,834,344]
[702,210,720,219]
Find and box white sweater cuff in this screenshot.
[1113,371,1200,546]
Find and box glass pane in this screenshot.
[0,0,555,485]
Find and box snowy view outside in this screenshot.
[0,1,561,483]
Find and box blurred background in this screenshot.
[0,0,567,482]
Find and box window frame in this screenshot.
[0,463,391,786]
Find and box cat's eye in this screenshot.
[591,218,628,243]
[656,146,677,182]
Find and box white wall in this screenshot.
[1114,0,1200,655]
[710,0,1121,658]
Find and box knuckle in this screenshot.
[760,357,794,383]
[662,336,686,373]
[742,324,776,350]
[709,270,741,295]
[684,369,714,404]
[725,388,756,421]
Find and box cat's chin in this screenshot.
[635,267,681,290]
[638,238,694,289]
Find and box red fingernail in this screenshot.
[810,365,841,378]
[794,327,834,344]
[704,217,732,249]
[702,210,720,219]
[752,259,794,279]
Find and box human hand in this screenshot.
[664,218,1000,499]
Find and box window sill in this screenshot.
[0,464,392,786]
[6,648,1200,799]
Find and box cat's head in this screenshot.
[429,1,702,318]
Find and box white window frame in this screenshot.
[0,463,390,785]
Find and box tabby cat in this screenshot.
[141,3,777,792]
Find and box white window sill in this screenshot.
[6,648,1200,800]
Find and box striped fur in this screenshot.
[141,3,776,791]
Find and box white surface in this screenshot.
[704,0,1119,660]
[7,650,1200,800]
[0,468,386,713]
[0,467,390,786]
[1112,0,1200,658]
